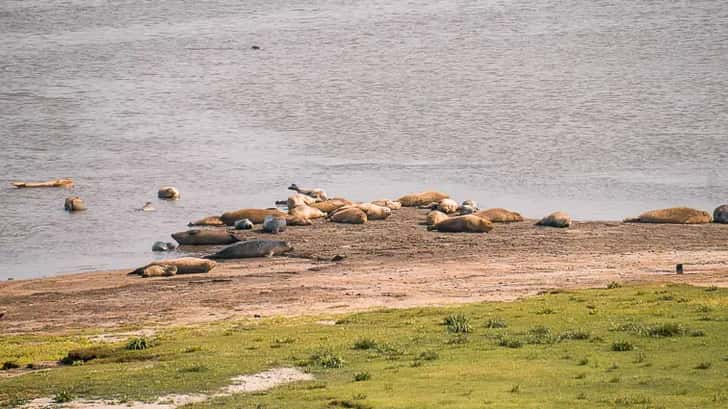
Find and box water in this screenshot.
[1,0,727,279]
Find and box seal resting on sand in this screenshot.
[158,186,180,200]
[188,216,224,227]
[287,193,318,209]
[220,208,288,225]
[437,199,459,214]
[12,178,74,188]
[141,265,177,278]
[536,211,572,228]
[476,208,523,223]
[397,191,449,207]
[234,219,254,230]
[371,199,402,210]
[311,198,353,213]
[356,203,392,220]
[288,184,328,200]
[289,205,326,219]
[329,207,368,224]
[714,205,728,224]
[171,229,239,246]
[152,241,178,252]
[426,210,449,226]
[131,257,216,275]
[205,239,293,259]
[428,214,493,233]
[285,215,313,226]
[263,215,287,233]
[64,196,87,211]
[624,207,712,224]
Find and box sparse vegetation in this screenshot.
[611,340,634,351]
[443,314,472,333]
[1,284,727,408]
[607,281,622,289]
[125,337,153,350]
[1,361,19,371]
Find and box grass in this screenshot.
[1,284,727,408]
[125,337,153,351]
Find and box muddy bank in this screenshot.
[2,207,728,334]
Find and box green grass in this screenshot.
[1,284,727,408]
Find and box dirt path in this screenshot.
[2,207,727,334]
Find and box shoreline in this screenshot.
[2,207,728,334]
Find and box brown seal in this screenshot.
[356,203,392,220]
[329,207,367,224]
[130,257,216,275]
[289,205,326,219]
[311,198,353,213]
[158,186,180,200]
[64,196,87,211]
[287,193,318,209]
[171,229,240,246]
[428,215,493,233]
[141,265,177,278]
[188,216,225,227]
[624,207,711,224]
[475,208,523,223]
[437,199,459,214]
[536,211,572,228]
[220,208,288,225]
[371,199,402,210]
[397,191,450,207]
[12,178,74,188]
[426,210,449,226]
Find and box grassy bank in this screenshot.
[1,284,727,408]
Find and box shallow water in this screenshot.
[1,0,727,279]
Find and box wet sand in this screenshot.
[2,207,727,334]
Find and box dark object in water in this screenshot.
[676,264,684,274]
[251,45,260,50]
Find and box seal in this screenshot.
[289,205,326,219]
[397,191,450,207]
[286,215,313,226]
[437,199,460,214]
[371,199,402,210]
[130,257,216,275]
[11,178,74,188]
[356,203,392,220]
[263,215,287,234]
[64,196,87,212]
[311,198,353,213]
[188,216,225,227]
[171,229,240,245]
[152,241,178,252]
[426,210,449,226]
[624,207,711,224]
[427,214,493,233]
[204,239,293,259]
[234,219,255,230]
[329,207,367,224]
[158,186,180,200]
[137,202,155,212]
[714,205,728,224]
[288,184,328,200]
[475,208,523,223]
[287,193,318,209]
[141,265,177,278]
[220,208,288,225]
[536,211,572,228]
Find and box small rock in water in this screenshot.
[152,241,178,252]
[234,219,254,230]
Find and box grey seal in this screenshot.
[234,219,254,230]
[262,216,287,234]
[713,205,728,224]
[204,239,293,259]
[152,241,178,252]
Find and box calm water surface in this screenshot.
[1,0,727,279]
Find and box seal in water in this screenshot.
[64,196,87,211]
[171,229,240,245]
[623,207,711,224]
[152,241,178,252]
[288,184,328,200]
[234,219,254,230]
[263,215,287,234]
[536,211,572,228]
[428,215,493,233]
[158,186,180,200]
[130,257,216,275]
[204,239,293,259]
[11,178,74,188]
[137,202,155,212]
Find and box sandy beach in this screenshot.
[1,207,727,334]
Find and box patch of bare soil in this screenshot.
[1,207,727,334]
